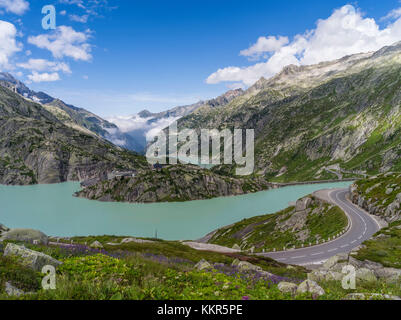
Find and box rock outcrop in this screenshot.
[76,164,273,203]
[0,229,49,245]
[0,84,147,186]
[90,240,104,249]
[308,253,401,285]
[4,243,62,271]
[277,282,298,295]
[194,259,212,271]
[350,173,401,223]
[296,280,325,297]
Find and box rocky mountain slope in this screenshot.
[0,73,142,152]
[76,164,273,203]
[350,173,401,223]
[0,84,147,185]
[207,196,347,252]
[177,42,401,182]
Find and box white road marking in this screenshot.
[311,252,324,256]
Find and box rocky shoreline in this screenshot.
[75,164,275,203]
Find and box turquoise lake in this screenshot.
[0,181,352,240]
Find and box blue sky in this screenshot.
[1,0,401,117]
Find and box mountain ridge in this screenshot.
[177,41,401,181]
[0,72,143,152]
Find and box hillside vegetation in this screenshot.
[208,196,348,252]
[351,172,401,222]
[349,173,401,268]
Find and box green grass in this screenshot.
[354,172,401,213]
[209,196,348,252]
[356,221,401,268]
[2,239,400,300]
[0,237,309,300]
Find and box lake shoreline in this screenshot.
[0,181,353,241]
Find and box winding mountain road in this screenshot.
[260,188,381,266]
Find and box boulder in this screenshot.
[194,259,211,271]
[356,268,377,282]
[295,197,312,212]
[374,267,401,284]
[278,282,298,295]
[4,243,62,271]
[237,261,263,272]
[121,237,154,244]
[386,188,394,195]
[0,229,48,245]
[297,280,325,297]
[308,270,343,282]
[347,256,364,269]
[5,282,25,297]
[90,240,104,249]
[328,262,348,273]
[323,253,349,270]
[360,260,383,271]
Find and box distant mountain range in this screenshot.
[106,89,244,153]
[0,73,244,154]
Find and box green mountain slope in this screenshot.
[178,42,401,182]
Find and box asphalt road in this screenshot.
[260,188,380,266]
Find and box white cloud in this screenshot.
[381,7,401,21]
[0,0,29,15]
[207,5,401,86]
[60,10,67,16]
[0,20,21,69]
[240,36,289,59]
[28,26,92,61]
[18,58,71,74]
[106,114,180,142]
[58,0,85,9]
[69,14,89,23]
[28,71,60,83]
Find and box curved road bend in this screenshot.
[260,188,380,266]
